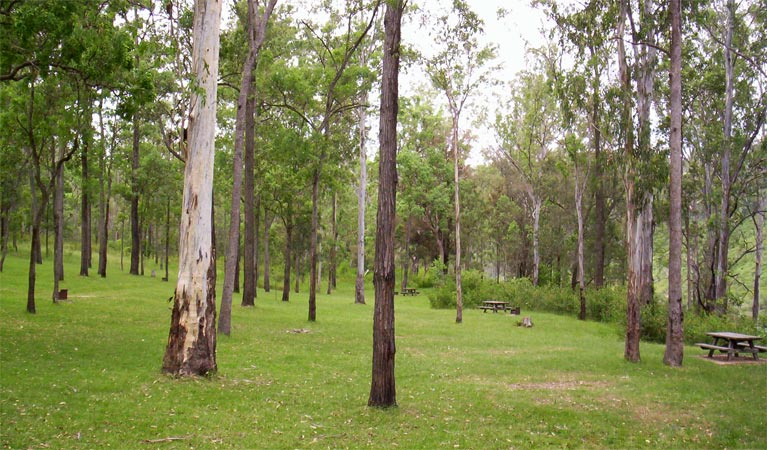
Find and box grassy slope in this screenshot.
[1,252,766,449]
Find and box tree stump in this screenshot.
[518,316,533,328]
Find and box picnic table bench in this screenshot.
[696,332,763,361]
[400,288,419,296]
[479,301,520,315]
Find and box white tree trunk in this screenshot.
[355,99,368,304]
[754,193,764,321]
[531,197,542,286]
[162,0,222,377]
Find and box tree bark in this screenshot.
[715,0,736,309]
[327,191,337,294]
[355,84,368,305]
[451,115,463,323]
[242,90,257,307]
[97,148,111,278]
[369,0,402,409]
[164,198,170,281]
[753,193,764,321]
[220,0,276,334]
[130,114,141,276]
[619,0,640,362]
[309,167,320,321]
[282,218,293,302]
[531,197,542,287]
[664,0,684,367]
[53,140,66,295]
[264,212,273,292]
[575,166,586,321]
[80,134,91,276]
[590,48,606,288]
[162,0,221,377]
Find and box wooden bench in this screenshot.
[696,343,731,353]
[737,342,767,352]
[478,306,495,312]
[696,342,760,360]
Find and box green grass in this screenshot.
[1,251,766,449]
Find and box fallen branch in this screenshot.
[142,436,189,444]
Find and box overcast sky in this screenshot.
[400,0,552,164]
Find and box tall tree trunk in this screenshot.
[164,197,170,282]
[639,196,654,305]
[590,48,606,288]
[97,151,110,278]
[401,217,411,292]
[664,0,684,367]
[753,193,764,321]
[130,114,140,275]
[635,0,656,307]
[242,91,257,307]
[452,116,463,324]
[162,0,221,377]
[220,0,260,336]
[53,141,65,287]
[619,0,640,362]
[29,170,42,266]
[369,0,402,409]
[233,238,240,292]
[575,168,586,321]
[531,197,542,286]
[264,212,273,292]
[282,219,292,302]
[0,204,10,272]
[355,87,368,305]
[80,135,91,276]
[295,248,301,293]
[309,168,320,321]
[715,0,735,309]
[327,191,337,294]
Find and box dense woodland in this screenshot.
[0,0,764,369]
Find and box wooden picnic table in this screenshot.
[479,300,510,313]
[401,287,419,296]
[697,332,765,361]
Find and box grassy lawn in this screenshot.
[1,252,766,449]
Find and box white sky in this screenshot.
[400,0,552,165]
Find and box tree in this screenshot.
[664,0,684,367]
[162,0,222,376]
[369,0,404,409]
[425,0,497,323]
[271,1,380,321]
[753,190,764,321]
[219,0,277,336]
[617,0,641,362]
[494,70,558,288]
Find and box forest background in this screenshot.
[0,0,765,353]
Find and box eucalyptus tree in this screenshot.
[615,0,667,362]
[753,190,764,320]
[542,0,616,288]
[162,0,222,376]
[709,0,766,309]
[664,0,684,367]
[681,0,765,313]
[219,0,278,336]
[270,0,380,321]
[423,0,497,323]
[493,69,560,288]
[397,95,453,271]
[369,0,405,409]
